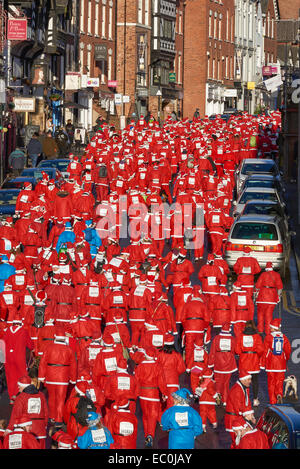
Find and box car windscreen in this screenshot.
[242,162,277,175]
[244,180,275,190]
[0,191,19,205]
[243,204,282,217]
[231,222,278,240]
[239,191,278,204]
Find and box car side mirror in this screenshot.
[290,231,296,237]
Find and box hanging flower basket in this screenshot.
[49,94,61,102]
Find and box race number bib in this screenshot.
[88,347,101,361]
[243,336,253,348]
[152,334,164,347]
[212,215,220,224]
[3,294,13,305]
[91,429,106,444]
[120,421,134,436]
[207,277,216,286]
[220,338,231,352]
[104,357,117,372]
[89,287,99,297]
[28,397,41,414]
[118,376,130,391]
[9,434,22,449]
[175,412,189,427]
[238,296,247,307]
[113,296,123,305]
[15,275,25,286]
[242,266,251,274]
[194,348,204,362]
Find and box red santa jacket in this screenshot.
[235,331,264,374]
[3,428,40,449]
[224,380,254,432]
[262,331,291,373]
[237,427,270,449]
[7,385,48,440]
[256,270,283,305]
[38,338,77,386]
[208,330,237,374]
[104,408,138,450]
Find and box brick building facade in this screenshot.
[182,0,235,119]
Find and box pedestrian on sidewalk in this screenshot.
[27,132,43,167]
[8,147,26,176]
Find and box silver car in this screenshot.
[235,158,281,195]
[236,173,285,200]
[239,199,289,232]
[233,187,285,217]
[224,214,291,276]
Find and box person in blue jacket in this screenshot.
[55,222,76,253]
[77,412,114,449]
[83,219,102,258]
[161,387,203,449]
[0,255,16,293]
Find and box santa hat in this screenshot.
[221,322,231,334]
[164,333,175,346]
[270,318,281,330]
[59,252,68,263]
[243,246,252,254]
[178,248,187,258]
[14,416,32,428]
[232,418,246,431]
[239,369,252,381]
[35,290,47,303]
[207,253,214,262]
[53,431,74,449]
[265,262,273,271]
[144,347,157,360]
[117,358,128,372]
[17,375,31,388]
[87,412,101,427]
[54,325,66,340]
[232,281,242,290]
[113,397,130,410]
[102,332,114,347]
[139,274,148,283]
[172,388,192,401]
[74,381,88,396]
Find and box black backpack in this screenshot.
[72,396,97,427]
[99,165,107,178]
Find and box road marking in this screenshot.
[282,290,300,316]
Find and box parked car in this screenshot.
[233,187,285,216]
[224,214,291,276]
[237,173,285,200]
[257,404,300,449]
[235,158,281,195]
[37,159,70,179]
[0,189,20,219]
[1,177,37,190]
[240,199,289,230]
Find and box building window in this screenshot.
[87,0,92,34]
[100,59,106,83]
[214,15,217,39]
[108,3,113,39]
[178,53,182,84]
[102,3,106,38]
[145,0,149,26]
[209,11,212,37]
[80,44,85,74]
[225,56,228,78]
[178,12,183,34]
[87,49,91,76]
[138,0,143,24]
[95,2,99,36]
[212,58,215,79]
[108,49,112,81]
[226,10,229,40]
[80,0,85,32]
[219,17,222,40]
